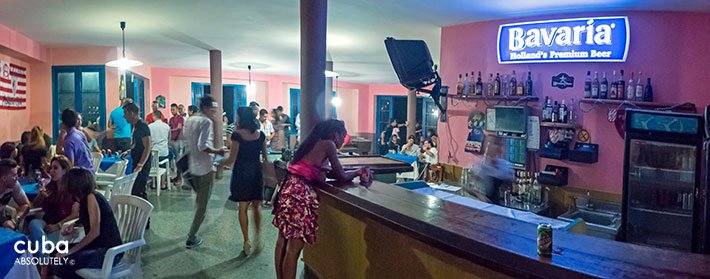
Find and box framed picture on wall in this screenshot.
[156,95,166,109]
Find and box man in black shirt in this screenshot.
[122,103,152,203]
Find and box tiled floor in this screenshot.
[140,173,301,279]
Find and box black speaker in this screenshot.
[384,37,437,89]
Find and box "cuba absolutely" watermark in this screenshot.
[13,237,74,266]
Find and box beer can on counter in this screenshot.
[537,223,553,257]
[359,167,371,186]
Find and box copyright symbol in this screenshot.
[69,259,76,266]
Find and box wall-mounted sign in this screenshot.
[498,16,629,64]
[551,73,574,89]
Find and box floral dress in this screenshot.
[272,160,322,244]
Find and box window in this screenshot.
[52,65,106,140]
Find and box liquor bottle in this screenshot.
[456,74,468,96]
[618,70,626,100]
[583,71,591,98]
[609,70,618,99]
[542,96,551,121]
[516,75,524,96]
[644,77,653,102]
[551,101,559,123]
[635,72,644,101]
[474,71,483,96]
[493,73,501,96]
[600,72,608,99]
[487,74,494,96]
[466,71,475,96]
[591,71,599,98]
[559,99,568,123]
[509,70,517,96]
[626,72,635,100]
[568,98,576,124]
[525,71,533,96]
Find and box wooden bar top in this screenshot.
[316,179,710,278]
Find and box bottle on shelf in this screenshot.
[568,98,576,124]
[516,75,524,96]
[600,71,608,99]
[559,99,568,123]
[626,71,635,100]
[591,71,600,98]
[466,71,475,96]
[457,74,465,95]
[509,70,517,96]
[609,70,618,99]
[542,96,552,122]
[475,71,483,96]
[487,73,494,96]
[493,73,501,96]
[525,71,533,96]
[644,77,653,102]
[618,69,626,100]
[551,101,560,123]
[635,72,644,101]
[583,71,592,98]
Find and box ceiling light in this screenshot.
[246,65,256,96]
[106,21,143,70]
[331,96,342,107]
[325,70,339,77]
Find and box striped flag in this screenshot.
[0,61,27,110]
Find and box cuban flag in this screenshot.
[0,61,27,110]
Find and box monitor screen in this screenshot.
[495,106,527,134]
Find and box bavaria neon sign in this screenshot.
[498,16,629,64]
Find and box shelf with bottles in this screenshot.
[452,70,538,105]
[449,94,539,102]
[579,69,696,112]
[539,122,579,129]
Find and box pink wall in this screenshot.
[439,11,710,194]
[0,23,47,62]
[151,68,404,134]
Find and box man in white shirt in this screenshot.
[183,95,225,248]
[419,140,438,165]
[148,111,171,160]
[258,109,275,146]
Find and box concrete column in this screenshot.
[325,60,334,119]
[210,49,224,149]
[407,88,417,138]
[300,0,327,138]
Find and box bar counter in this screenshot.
[302,178,710,278]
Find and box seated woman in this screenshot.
[28,155,78,276]
[21,126,50,177]
[272,119,370,279]
[54,168,123,278]
[386,134,400,154]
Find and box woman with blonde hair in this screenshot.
[21,126,49,176]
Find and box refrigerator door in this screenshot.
[625,139,697,251]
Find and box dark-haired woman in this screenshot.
[21,126,49,176]
[220,107,268,258]
[272,119,368,279]
[54,168,122,278]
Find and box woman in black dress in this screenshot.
[220,107,268,257]
[54,168,123,278]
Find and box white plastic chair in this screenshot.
[149,150,169,196]
[97,160,128,190]
[396,160,420,183]
[108,172,138,200]
[91,152,104,175]
[76,195,154,279]
[49,145,57,159]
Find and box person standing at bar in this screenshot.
[273,119,367,279]
[146,100,166,124]
[108,98,134,152]
[169,103,185,141]
[220,107,268,257]
[471,138,514,204]
[183,95,226,248]
[122,103,152,208]
[259,109,275,147]
[60,109,94,172]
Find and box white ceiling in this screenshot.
[1,0,710,83]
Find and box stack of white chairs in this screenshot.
[96,160,128,197]
[91,152,104,175]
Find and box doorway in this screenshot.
[51,65,106,140]
[125,71,146,118]
[374,95,437,154]
[191,82,246,124]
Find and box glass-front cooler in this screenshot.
[621,109,705,252]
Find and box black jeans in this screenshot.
[131,157,152,201]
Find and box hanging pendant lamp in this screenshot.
[106,21,143,69]
[246,65,256,96]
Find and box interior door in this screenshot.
[52,65,106,140]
